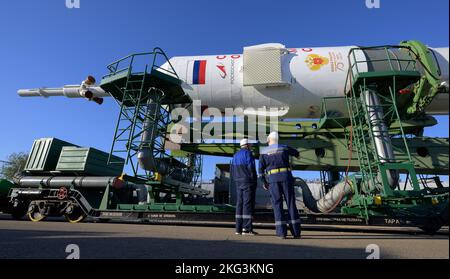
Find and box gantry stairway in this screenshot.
[344,45,422,196]
[99,48,207,198]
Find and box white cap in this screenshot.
[240,138,249,147]
[267,131,279,143]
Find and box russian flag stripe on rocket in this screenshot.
[193,60,207,84]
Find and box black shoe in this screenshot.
[293,235,301,239]
[242,230,258,236]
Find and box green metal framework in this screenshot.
[104,50,175,179]
[100,48,202,186]
[345,45,421,196]
[333,45,446,223]
[399,40,448,115]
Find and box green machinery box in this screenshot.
[56,146,125,176]
[24,138,77,173]
[0,179,14,196]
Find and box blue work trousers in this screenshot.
[235,182,256,232]
[268,180,301,237]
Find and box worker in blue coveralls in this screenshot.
[232,138,258,235]
[259,132,301,239]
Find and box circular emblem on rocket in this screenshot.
[305,54,330,71]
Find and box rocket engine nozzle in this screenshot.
[85,75,96,85]
[93,97,104,105]
[84,90,94,100]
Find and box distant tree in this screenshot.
[0,152,28,180]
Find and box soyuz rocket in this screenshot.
[18,43,449,118]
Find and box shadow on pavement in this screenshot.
[0,228,377,259]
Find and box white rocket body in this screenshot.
[167,44,449,118]
[18,44,449,118]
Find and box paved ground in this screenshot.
[0,216,448,259]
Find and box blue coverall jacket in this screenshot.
[258,144,299,183]
[231,148,257,184]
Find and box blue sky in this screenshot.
[0,0,448,181]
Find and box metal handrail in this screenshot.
[349,46,418,74]
[344,45,420,93]
[320,96,348,118]
[104,47,179,79]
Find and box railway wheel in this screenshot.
[419,224,442,235]
[419,217,443,235]
[64,206,86,224]
[11,205,28,220]
[28,205,46,222]
[11,209,27,220]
